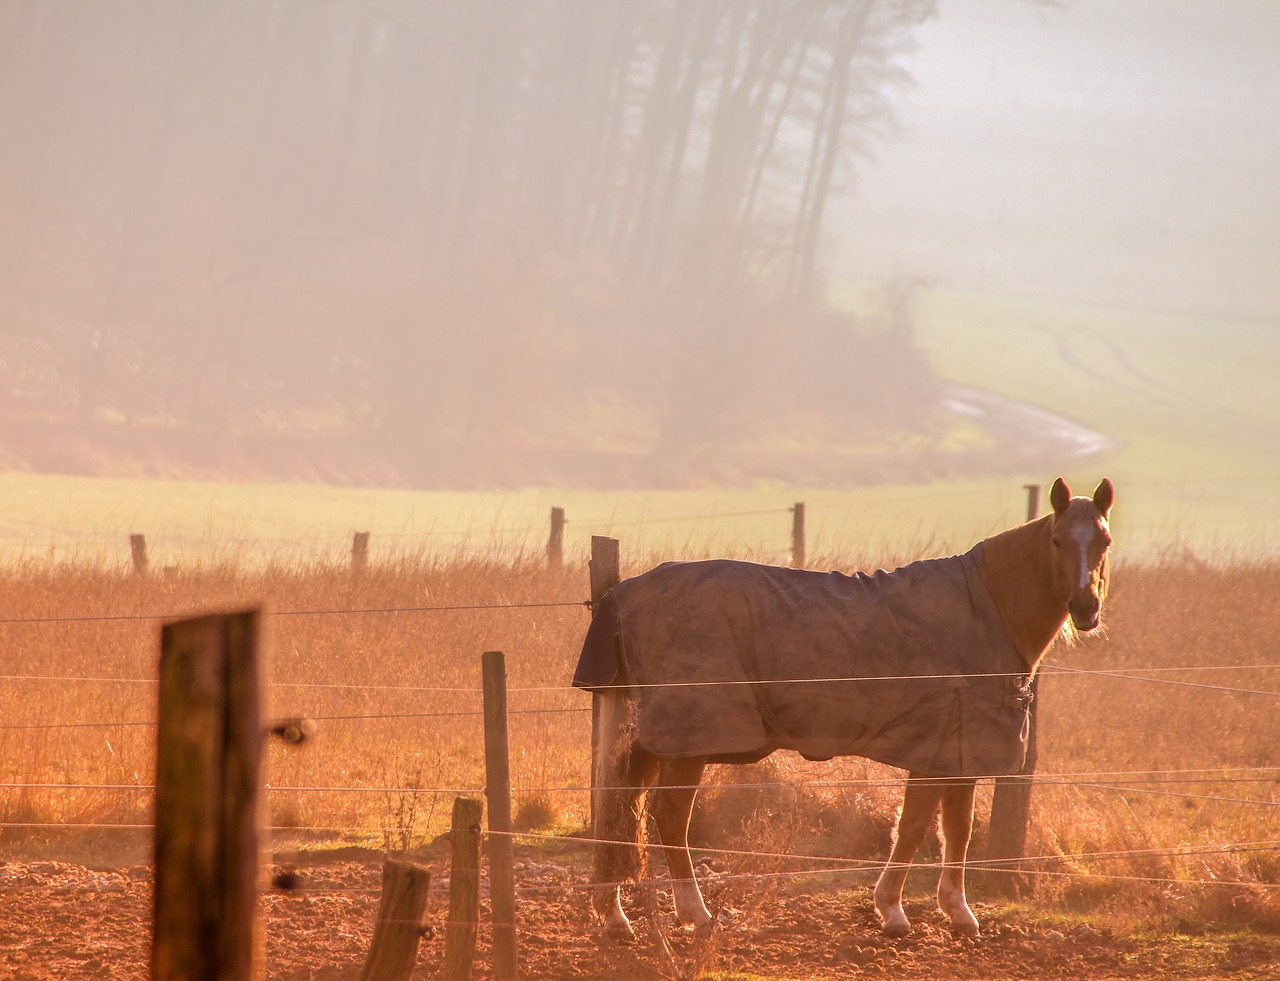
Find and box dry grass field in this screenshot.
[3,545,1280,978]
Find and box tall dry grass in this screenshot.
[2,549,1278,930]
[0,551,593,855]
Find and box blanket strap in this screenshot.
[1002,674,1034,711]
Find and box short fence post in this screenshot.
[987,481,1045,895]
[352,531,370,574]
[588,536,620,831]
[152,610,262,981]
[482,651,518,980]
[444,796,483,981]
[1023,483,1042,523]
[791,503,806,569]
[130,534,148,575]
[547,507,565,570]
[358,858,433,981]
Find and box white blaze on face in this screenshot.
[1071,522,1097,590]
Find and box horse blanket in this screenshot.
[573,544,1034,777]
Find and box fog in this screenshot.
[839,0,1280,319]
[0,1,1274,488]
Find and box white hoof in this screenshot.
[603,911,635,940]
[874,878,912,937]
[600,889,635,940]
[880,907,912,938]
[672,878,712,930]
[604,920,635,940]
[939,892,980,938]
[947,909,980,938]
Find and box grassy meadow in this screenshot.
[841,284,1280,561]
[0,286,1276,570]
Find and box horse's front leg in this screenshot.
[652,755,712,929]
[938,779,980,937]
[874,774,946,937]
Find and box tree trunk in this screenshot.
[792,1,874,305]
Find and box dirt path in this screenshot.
[3,847,1278,980]
[942,384,1116,461]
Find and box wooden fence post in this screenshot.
[1023,483,1042,524]
[444,796,484,981]
[986,482,1045,896]
[986,706,1039,896]
[790,503,806,569]
[152,611,262,981]
[588,536,620,608]
[352,531,370,574]
[358,859,433,981]
[588,536,620,831]
[482,651,518,980]
[547,507,565,571]
[130,534,148,575]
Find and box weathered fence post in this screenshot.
[791,503,806,569]
[152,610,262,981]
[358,858,433,981]
[130,534,148,575]
[986,482,1045,895]
[588,536,620,830]
[482,651,518,980]
[588,536,620,608]
[987,706,1039,896]
[1023,483,1042,524]
[547,507,565,570]
[352,531,370,574]
[444,796,483,981]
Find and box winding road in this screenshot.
[942,384,1116,461]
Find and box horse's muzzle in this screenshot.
[1068,599,1101,632]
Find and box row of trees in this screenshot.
[0,0,950,484]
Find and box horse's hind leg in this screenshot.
[874,774,946,937]
[937,779,980,937]
[652,756,712,929]
[592,689,658,939]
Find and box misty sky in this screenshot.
[2,0,1276,490]
[834,0,1280,320]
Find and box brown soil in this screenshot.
[3,841,1278,980]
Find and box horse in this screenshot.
[573,477,1114,940]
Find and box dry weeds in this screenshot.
[2,551,1278,933]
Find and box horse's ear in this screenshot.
[1050,477,1072,515]
[1092,478,1114,519]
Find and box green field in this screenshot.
[910,288,1280,559]
[1,288,1275,567]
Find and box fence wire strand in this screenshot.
[8,662,1280,699]
[5,524,1280,933]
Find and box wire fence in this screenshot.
[3,471,1280,569]
[5,820,1280,904]
[5,770,1280,805]
[4,505,1280,943]
[0,505,803,566]
[5,666,1280,810]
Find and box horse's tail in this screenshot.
[592,686,647,913]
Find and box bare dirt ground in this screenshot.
[3,839,1279,980]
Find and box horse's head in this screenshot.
[1048,477,1114,632]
